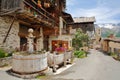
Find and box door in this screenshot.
[43,35,49,51]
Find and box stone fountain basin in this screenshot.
[12,53,48,74]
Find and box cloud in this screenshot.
[66,0,120,23]
[76,7,120,23]
[66,0,76,6]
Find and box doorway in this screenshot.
[43,35,49,51]
[19,24,37,51]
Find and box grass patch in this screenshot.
[110,52,118,58]
[110,52,120,61]
[0,48,12,58]
[74,50,87,58]
[36,74,46,79]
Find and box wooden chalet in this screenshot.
[65,17,96,50]
[0,0,68,51]
[70,17,96,33]
[49,12,74,51]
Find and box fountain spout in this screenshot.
[26,28,35,54]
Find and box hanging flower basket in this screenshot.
[44,3,50,8]
[55,47,66,54]
[37,0,42,8]
[38,4,41,8]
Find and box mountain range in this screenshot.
[95,23,120,38]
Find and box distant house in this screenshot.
[71,17,96,33]
[67,17,96,49]
[67,17,96,40]
[102,38,120,55]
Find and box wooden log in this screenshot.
[53,51,57,72]
[19,20,31,26]
[12,53,48,74]
[64,51,66,67]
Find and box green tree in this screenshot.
[72,28,89,50]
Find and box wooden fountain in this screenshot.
[12,28,48,78]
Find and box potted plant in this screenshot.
[0,48,12,67]
[55,44,66,54]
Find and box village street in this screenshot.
[1,49,120,80]
[0,0,120,80]
[44,49,120,80]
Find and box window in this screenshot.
[0,0,1,11]
[109,47,111,53]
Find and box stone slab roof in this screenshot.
[103,38,120,43]
[73,17,96,23]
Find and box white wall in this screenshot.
[36,27,44,51]
[48,17,74,51]
[49,35,73,51]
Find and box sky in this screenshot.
[66,0,120,24]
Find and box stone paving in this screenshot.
[1,49,120,80]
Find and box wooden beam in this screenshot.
[18,32,26,38]
[0,8,21,16]
[23,1,53,22]
[23,0,59,27]
[3,15,16,43]
[62,15,70,17]
[19,20,31,26]
[17,12,53,27]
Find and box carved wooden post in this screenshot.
[70,50,74,64]
[64,50,67,67]
[53,51,56,72]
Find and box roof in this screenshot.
[62,12,74,23]
[73,17,96,23]
[103,38,120,43]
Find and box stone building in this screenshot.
[0,16,20,51]
[65,17,96,50]
[50,12,74,51]
[0,0,73,52]
[68,17,96,40]
[72,17,96,33]
[102,38,120,55]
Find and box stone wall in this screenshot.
[49,35,73,51]
[102,39,120,53]
[109,41,120,52]
[0,16,20,51]
[0,57,12,67]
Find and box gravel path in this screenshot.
[46,49,120,80]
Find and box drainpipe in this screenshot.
[59,16,63,37]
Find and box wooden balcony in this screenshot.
[62,28,70,35]
[43,27,59,36]
[0,0,59,27]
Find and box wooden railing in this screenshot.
[23,0,59,26]
[0,0,59,27]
